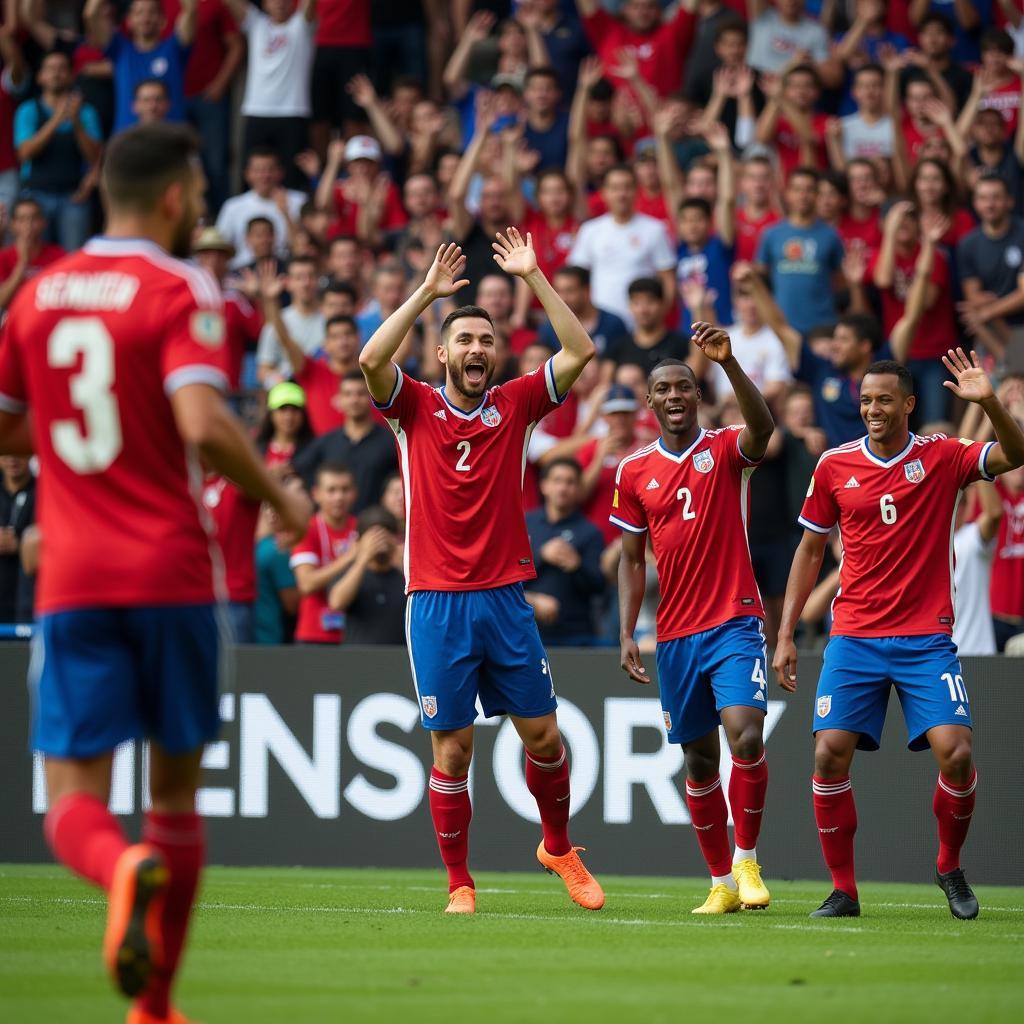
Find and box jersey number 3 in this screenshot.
[49,318,123,474]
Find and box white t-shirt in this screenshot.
[840,113,895,160]
[567,213,677,326]
[215,189,307,269]
[257,306,326,380]
[953,522,997,656]
[747,11,829,73]
[711,324,792,400]
[241,9,315,118]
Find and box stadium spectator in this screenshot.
[734,155,781,264]
[14,50,102,252]
[0,454,34,627]
[528,0,588,98]
[356,262,408,348]
[236,216,284,277]
[603,277,690,380]
[327,505,406,644]
[538,265,626,358]
[568,164,676,326]
[84,0,196,134]
[953,480,1004,656]
[294,371,398,508]
[992,463,1024,650]
[827,0,909,113]
[311,0,371,155]
[747,0,830,76]
[0,19,27,220]
[908,156,973,248]
[290,461,359,645]
[0,197,64,310]
[257,381,315,470]
[908,12,973,112]
[755,63,828,177]
[964,105,1023,207]
[830,63,894,164]
[524,457,605,646]
[254,496,300,644]
[976,29,1020,137]
[255,256,324,386]
[132,77,170,124]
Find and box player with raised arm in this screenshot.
[773,352,1024,920]
[614,326,776,915]
[359,228,602,914]
[0,124,308,1024]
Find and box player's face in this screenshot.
[441,316,497,399]
[860,374,914,443]
[314,472,356,523]
[648,365,700,437]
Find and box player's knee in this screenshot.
[728,724,764,762]
[433,735,473,776]
[523,721,562,760]
[938,740,974,782]
[813,737,851,780]
[683,747,719,783]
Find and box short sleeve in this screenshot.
[80,104,103,142]
[0,321,27,414]
[956,234,978,282]
[161,272,230,395]
[610,461,647,534]
[12,101,38,148]
[798,459,839,533]
[947,436,997,486]
[105,32,126,60]
[754,228,772,266]
[289,522,320,569]
[498,357,566,425]
[371,366,430,426]
[719,424,762,467]
[808,24,829,62]
[795,337,830,384]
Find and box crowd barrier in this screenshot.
[1,644,1021,885]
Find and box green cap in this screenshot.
[267,381,306,411]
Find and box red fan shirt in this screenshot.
[990,478,1024,619]
[735,207,781,264]
[202,475,260,603]
[289,512,358,643]
[294,358,345,435]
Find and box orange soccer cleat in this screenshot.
[444,885,476,914]
[536,843,605,910]
[104,844,169,997]
[126,1008,198,1024]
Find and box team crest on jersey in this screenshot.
[190,310,225,347]
[663,711,672,731]
[817,695,832,718]
[481,405,501,427]
[693,449,714,474]
[904,459,925,483]
[421,696,438,719]
[822,378,842,403]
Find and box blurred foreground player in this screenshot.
[614,329,775,914]
[359,230,603,914]
[0,124,308,1022]
[773,353,1024,920]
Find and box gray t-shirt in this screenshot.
[256,306,325,378]
[747,11,829,73]
[957,219,1024,325]
[840,113,894,160]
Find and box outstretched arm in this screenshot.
[359,243,469,403]
[732,261,803,370]
[492,227,595,396]
[889,212,948,362]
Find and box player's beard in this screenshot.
[171,212,196,259]
[448,357,494,400]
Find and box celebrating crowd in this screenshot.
[1,0,1024,653]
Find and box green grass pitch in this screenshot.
[1,864,1021,1023]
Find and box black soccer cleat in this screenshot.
[809,889,861,918]
[935,867,979,920]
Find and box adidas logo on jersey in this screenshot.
[646,478,660,490]
[955,704,968,717]
[434,409,447,421]
[753,690,765,701]
[844,476,860,488]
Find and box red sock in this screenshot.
[729,752,768,852]
[136,812,205,1018]
[44,792,128,891]
[934,769,977,874]
[526,746,571,857]
[812,775,858,900]
[685,775,732,878]
[428,768,473,893]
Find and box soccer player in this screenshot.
[358,229,603,914]
[614,326,776,915]
[0,124,308,1023]
[773,352,1024,920]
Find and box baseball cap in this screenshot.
[601,384,639,414]
[490,72,523,93]
[267,381,306,411]
[344,135,383,163]
[193,226,235,256]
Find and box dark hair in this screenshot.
[819,169,850,201]
[246,215,274,233]
[679,196,712,218]
[788,166,820,187]
[342,369,365,383]
[807,323,837,342]
[391,75,422,94]
[847,157,879,180]
[133,77,169,100]
[974,167,1012,193]
[838,313,883,350]
[589,78,614,102]
[853,62,884,82]
[864,359,914,396]
[714,17,747,43]
[11,196,43,218]
[912,157,959,216]
[742,154,773,172]
[325,280,358,303]
[918,12,955,36]
[648,358,696,386]
[256,402,314,452]
[246,146,281,166]
[357,505,399,535]
[540,457,583,481]
[326,314,359,333]
[554,265,590,288]
[537,167,573,191]
[440,305,494,342]
[981,28,1014,56]
[601,161,635,187]
[40,49,71,67]
[525,66,560,88]
[316,461,356,485]
[628,277,664,301]
[287,255,318,272]
[102,123,200,212]
[784,63,820,87]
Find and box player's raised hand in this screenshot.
[690,321,732,364]
[620,636,650,685]
[423,243,470,298]
[772,636,798,693]
[942,348,995,404]
[492,226,538,277]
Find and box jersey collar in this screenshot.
[861,432,916,468]
[84,236,171,259]
[438,386,489,420]
[655,429,706,464]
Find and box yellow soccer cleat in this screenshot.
[537,843,605,910]
[126,1009,198,1024]
[732,859,771,909]
[691,883,742,915]
[444,886,476,914]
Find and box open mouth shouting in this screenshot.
[462,356,488,391]
[664,402,688,428]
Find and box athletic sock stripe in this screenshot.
[937,773,977,798]
[526,748,566,771]
[686,776,721,797]
[812,782,852,796]
[732,752,767,769]
[429,780,469,793]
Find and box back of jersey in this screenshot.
[0,238,229,615]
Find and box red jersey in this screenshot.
[522,211,578,292]
[799,433,995,637]
[941,207,976,248]
[837,211,882,254]
[611,427,764,641]
[289,512,358,642]
[0,237,229,614]
[295,358,344,435]
[735,207,780,264]
[264,439,295,468]
[579,434,644,545]
[900,115,940,164]
[202,475,260,603]
[223,287,262,389]
[582,7,695,97]
[990,479,1024,619]
[316,0,371,47]
[162,0,238,96]
[376,358,564,592]
[0,65,21,174]
[774,114,829,176]
[327,179,407,240]
[978,79,1021,138]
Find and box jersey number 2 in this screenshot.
[677,487,696,520]
[49,318,123,474]
[455,440,471,472]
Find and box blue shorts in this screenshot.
[30,604,225,759]
[405,584,557,730]
[655,616,768,746]
[813,634,972,752]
